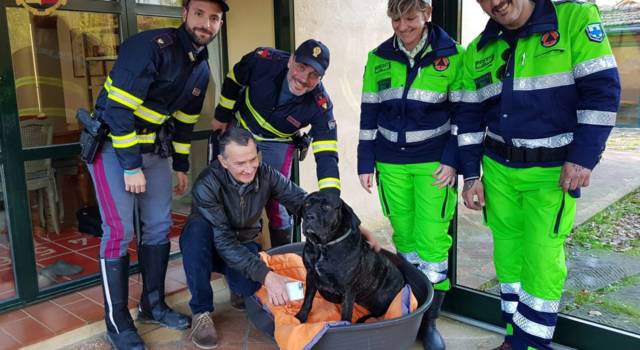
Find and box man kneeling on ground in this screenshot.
[180,128,379,349]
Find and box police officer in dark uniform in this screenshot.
[211,39,340,248]
[86,1,228,348]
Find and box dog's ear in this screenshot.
[340,199,362,232]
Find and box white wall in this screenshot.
[294,0,391,228]
[461,0,489,46]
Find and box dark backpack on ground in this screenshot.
[76,206,103,237]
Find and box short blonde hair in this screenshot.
[387,0,431,19]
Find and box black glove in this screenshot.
[291,132,312,161]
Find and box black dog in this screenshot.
[295,191,405,323]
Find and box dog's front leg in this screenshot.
[295,273,317,323]
[340,290,355,322]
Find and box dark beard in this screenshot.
[185,25,215,47]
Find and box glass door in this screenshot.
[0,0,226,309]
[451,1,640,349]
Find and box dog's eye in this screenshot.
[322,205,333,211]
[304,202,311,207]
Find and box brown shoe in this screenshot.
[191,312,218,349]
[230,291,245,310]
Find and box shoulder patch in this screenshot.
[315,93,330,112]
[255,48,273,59]
[153,33,173,49]
[327,119,336,130]
[586,23,605,42]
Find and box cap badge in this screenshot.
[312,46,322,58]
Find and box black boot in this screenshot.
[269,227,292,248]
[137,243,191,330]
[100,256,145,350]
[421,290,446,350]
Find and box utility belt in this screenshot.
[484,136,567,163]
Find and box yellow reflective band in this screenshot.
[311,140,338,154]
[244,88,295,139]
[227,69,239,85]
[172,141,191,155]
[173,110,199,124]
[104,77,113,92]
[137,132,156,144]
[318,177,341,190]
[134,105,169,125]
[219,95,236,110]
[109,131,138,148]
[234,112,292,142]
[107,82,143,110]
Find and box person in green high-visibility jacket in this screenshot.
[457,1,620,349]
[357,0,465,348]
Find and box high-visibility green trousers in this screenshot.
[483,156,576,350]
[376,161,456,291]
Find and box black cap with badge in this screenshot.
[184,0,229,12]
[294,39,330,76]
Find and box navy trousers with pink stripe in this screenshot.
[88,142,173,258]
[257,141,296,230]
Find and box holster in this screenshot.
[291,132,312,161]
[76,108,108,164]
[154,119,174,158]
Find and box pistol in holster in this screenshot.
[76,108,108,164]
[291,132,312,161]
[154,119,174,158]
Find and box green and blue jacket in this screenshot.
[456,0,621,179]
[357,24,464,175]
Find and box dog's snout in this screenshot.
[305,211,318,221]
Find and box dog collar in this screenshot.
[322,228,352,247]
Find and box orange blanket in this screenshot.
[254,252,418,350]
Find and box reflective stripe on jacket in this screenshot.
[214,47,340,192]
[95,25,210,172]
[357,23,464,175]
[456,0,621,179]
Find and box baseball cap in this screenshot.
[294,39,330,76]
[184,0,229,12]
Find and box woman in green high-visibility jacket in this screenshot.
[356,0,465,349]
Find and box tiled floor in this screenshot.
[0,262,189,350]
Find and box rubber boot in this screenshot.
[100,256,145,350]
[137,243,191,330]
[421,290,446,350]
[269,227,292,248]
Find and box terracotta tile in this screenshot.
[33,240,70,263]
[24,300,85,334]
[51,292,85,307]
[64,298,104,323]
[0,316,54,346]
[165,278,186,295]
[54,234,101,251]
[0,289,16,301]
[0,309,28,325]
[79,285,104,306]
[0,327,22,350]
[77,244,101,260]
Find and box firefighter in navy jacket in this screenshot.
[86,1,228,349]
[212,39,340,248]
